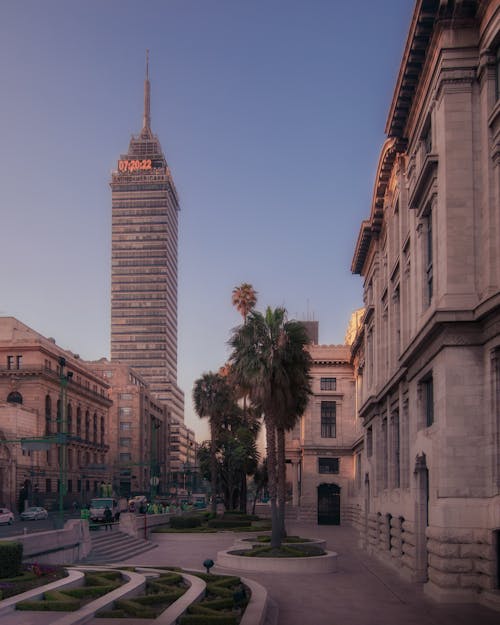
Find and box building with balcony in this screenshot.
[0,317,112,510]
[350,0,500,604]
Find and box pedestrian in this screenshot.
[103,505,113,531]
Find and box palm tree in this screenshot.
[231,283,257,322]
[193,372,236,514]
[229,306,311,547]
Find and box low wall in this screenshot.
[0,519,91,564]
[119,512,171,539]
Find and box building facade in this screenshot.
[110,56,184,422]
[0,317,112,510]
[88,359,169,499]
[351,0,500,605]
[285,339,363,525]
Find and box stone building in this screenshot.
[88,359,169,499]
[350,0,500,605]
[285,340,363,525]
[0,317,112,510]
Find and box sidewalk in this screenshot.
[130,521,500,625]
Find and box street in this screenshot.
[0,511,80,538]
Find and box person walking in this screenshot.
[103,505,113,531]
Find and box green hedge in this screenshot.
[170,516,203,529]
[0,542,23,578]
[179,615,237,625]
[114,599,156,618]
[206,518,250,529]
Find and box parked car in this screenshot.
[20,506,49,521]
[0,507,14,525]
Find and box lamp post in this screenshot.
[57,356,72,527]
[150,418,161,502]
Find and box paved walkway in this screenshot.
[130,522,500,625]
[2,523,499,624]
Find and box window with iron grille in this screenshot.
[318,457,339,474]
[321,401,336,438]
[320,377,336,391]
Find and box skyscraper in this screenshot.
[110,54,184,422]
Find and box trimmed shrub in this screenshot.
[114,599,156,618]
[170,516,202,529]
[133,589,184,605]
[0,542,23,578]
[206,518,250,529]
[188,597,234,612]
[95,609,128,618]
[63,584,120,599]
[179,615,238,625]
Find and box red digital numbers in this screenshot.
[118,159,152,173]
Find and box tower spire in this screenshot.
[143,49,151,131]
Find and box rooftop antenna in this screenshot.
[143,49,151,131]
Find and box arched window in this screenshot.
[7,391,23,404]
[93,413,98,443]
[76,407,82,437]
[100,416,105,445]
[56,399,62,432]
[45,395,52,435]
[85,411,90,440]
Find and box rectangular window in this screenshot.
[119,393,132,400]
[367,426,373,457]
[6,355,13,370]
[422,375,434,427]
[392,413,400,488]
[318,457,339,474]
[120,437,131,448]
[425,211,433,306]
[45,478,51,493]
[496,46,500,100]
[120,453,132,463]
[77,479,82,493]
[119,407,132,417]
[356,453,362,489]
[320,378,336,391]
[119,422,132,431]
[320,401,336,438]
[67,479,72,493]
[16,355,22,369]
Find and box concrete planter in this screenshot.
[216,547,338,574]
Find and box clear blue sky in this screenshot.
[0,0,414,441]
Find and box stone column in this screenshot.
[414,452,429,582]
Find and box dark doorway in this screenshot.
[317,483,340,525]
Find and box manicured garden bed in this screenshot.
[0,563,68,600]
[95,571,188,619]
[15,570,123,611]
[231,543,325,558]
[153,512,271,534]
[179,572,249,625]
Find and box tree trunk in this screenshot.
[266,418,280,548]
[276,426,288,540]
[239,471,247,513]
[210,423,217,515]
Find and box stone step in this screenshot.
[83,530,157,564]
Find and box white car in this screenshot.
[20,506,48,521]
[0,507,14,525]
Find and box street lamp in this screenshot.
[57,356,72,527]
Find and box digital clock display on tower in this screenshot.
[118,159,152,173]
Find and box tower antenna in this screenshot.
[143,49,151,130]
